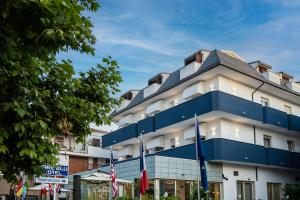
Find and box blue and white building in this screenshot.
[101,50,300,200]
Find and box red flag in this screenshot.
[111,149,118,198]
[140,134,148,195]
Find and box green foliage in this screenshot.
[282,184,300,200]
[0,0,122,183]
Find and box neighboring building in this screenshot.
[54,128,112,174]
[101,50,300,200]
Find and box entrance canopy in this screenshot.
[81,172,132,184]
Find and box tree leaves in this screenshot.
[0,0,122,182]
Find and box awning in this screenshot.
[81,172,131,184]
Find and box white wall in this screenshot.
[223,163,300,200]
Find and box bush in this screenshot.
[282,184,300,200]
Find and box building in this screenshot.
[101,49,300,200]
[54,128,112,174]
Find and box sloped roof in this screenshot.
[111,49,300,117]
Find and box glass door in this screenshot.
[237,181,255,200]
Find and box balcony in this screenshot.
[119,114,134,127]
[144,83,161,98]
[102,123,137,148]
[105,138,300,170]
[180,61,201,80]
[262,71,281,85]
[145,100,163,115]
[263,107,289,129]
[288,115,300,132]
[137,116,155,135]
[103,91,300,148]
[182,82,204,100]
[286,82,300,93]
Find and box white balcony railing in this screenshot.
[182,82,204,100]
[180,61,201,80]
[145,100,163,116]
[146,136,164,149]
[119,114,134,127]
[143,83,160,98]
[286,82,300,93]
[262,71,281,85]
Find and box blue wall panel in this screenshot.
[137,116,155,135]
[102,123,137,148]
[263,107,289,129]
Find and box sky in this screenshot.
[58,0,300,131]
[59,0,300,93]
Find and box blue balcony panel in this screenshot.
[213,92,263,122]
[102,139,300,169]
[103,91,300,148]
[137,116,155,135]
[155,93,214,130]
[102,123,137,148]
[263,107,289,129]
[204,139,266,165]
[288,115,300,132]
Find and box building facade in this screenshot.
[54,128,112,174]
[101,50,300,200]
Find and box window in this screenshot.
[287,140,295,152]
[169,100,176,107]
[267,183,281,200]
[237,181,255,200]
[284,105,292,114]
[91,138,101,147]
[170,138,176,148]
[261,97,269,107]
[55,136,64,147]
[264,135,271,147]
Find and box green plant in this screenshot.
[282,184,300,200]
[0,0,122,183]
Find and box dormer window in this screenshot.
[257,63,271,74]
[278,72,293,85]
[121,91,133,100]
[148,74,163,86]
[184,51,202,66]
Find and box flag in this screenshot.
[56,184,61,193]
[41,184,47,195]
[195,115,208,191]
[15,178,23,197]
[22,185,27,199]
[139,134,148,195]
[110,149,118,199]
[49,183,53,195]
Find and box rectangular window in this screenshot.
[91,138,101,147]
[264,135,271,147]
[287,140,295,152]
[261,97,269,107]
[284,105,292,114]
[267,183,281,200]
[237,181,255,200]
[170,138,176,148]
[55,136,64,147]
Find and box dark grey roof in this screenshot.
[111,49,300,117]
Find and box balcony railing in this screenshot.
[103,91,300,148]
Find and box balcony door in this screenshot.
[237,181,255,200]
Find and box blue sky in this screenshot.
[60,0,300,93]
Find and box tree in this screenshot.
[0,0,122,183]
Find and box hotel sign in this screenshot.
[42,165,68,176]
[35,177,68,184]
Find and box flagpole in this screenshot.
[139,133,142,200]
[109,146,113,200]
[194,114,200,200]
